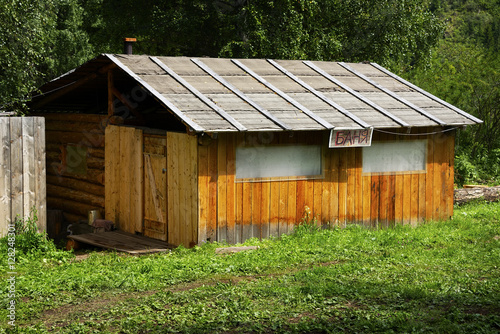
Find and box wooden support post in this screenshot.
[108,70,114,116]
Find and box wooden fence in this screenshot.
[0,117,46,236]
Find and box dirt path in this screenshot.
[35,260,342,329]
[38,280,216,329]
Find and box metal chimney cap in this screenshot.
[123,38,137,55]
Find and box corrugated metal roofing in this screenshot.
[33,54,483,132]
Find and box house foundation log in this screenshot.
[454,186,500,204]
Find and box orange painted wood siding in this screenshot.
[197,128,455,243]
[166,132,198,248]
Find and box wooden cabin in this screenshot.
[29,54,482,247]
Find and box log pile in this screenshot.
[454,185,500,205]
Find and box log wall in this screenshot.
[43,113,107,222]
[0,117,46,235]
[198,128,455,243]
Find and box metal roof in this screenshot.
[31,54,482,132]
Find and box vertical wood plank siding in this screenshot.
[105,125,143,233]
[0,117,46,235]
[198,129,455,243]
[105,126,198,248]
[166,132,198,248]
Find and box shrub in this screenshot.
[0,209,72,263]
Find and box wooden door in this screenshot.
[143,135,167,240]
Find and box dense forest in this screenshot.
[1,0,499,185]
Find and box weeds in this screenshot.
[12,209,52,255]
[0,209,73,271]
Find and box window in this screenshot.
[362,140,427,174]
[236,145,322,181]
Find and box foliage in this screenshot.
[402,0,500,185]
[430,0,500,52]
[0,1,53,111]
[0,209,71,262]
[0,0,93,112]
[224,0,443,67]
[1,201,499,333]
[1,0,498,182]
[12,210,51,255]
[455,147,500,186]
[0,0,444,111]
[82,0,443,68]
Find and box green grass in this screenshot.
[1,200,499,333]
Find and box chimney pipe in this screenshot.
[123,38,137,55]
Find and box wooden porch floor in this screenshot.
[67,230,176,254]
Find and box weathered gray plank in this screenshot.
[68,231,175,253]
[34,117,47,232]
[364,77,413,92]
[339,62,445,125]
[22,118,36,224]
[151,56,247,131]
[113,55,164,75]
[261,75,309,93]
[221,76,270,94]
[236,59,282,76]
[322,91,378,109]
[183,112,236,131]
[386,109,438,126]
[425,108,475,125]
[297,75,345,92]
[155,56,207,76]
[191,57,242,76]
[192,58,292,130]
[344,62,386,77]
[161,94,213,111]
[305,61,409,127]
[360,91,409,109]
[269,59,371,128]
[106,54,205,132]
[10,118,23,224]
[142,75,190,95]
[183,76,232,94]
[0,119,11,232]
[233,59,334,129]
[396,91,451,109]
[371,62,482,124]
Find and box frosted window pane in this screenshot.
[363,140,426,173]
[236,145,321,179]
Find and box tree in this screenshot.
[0,0,92,111]
[220,0,444,68]
[1,0,446,111]
[403,1,500,185]
[81,0,228,57]
[83,0,443,67]
[0,1,52,109]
